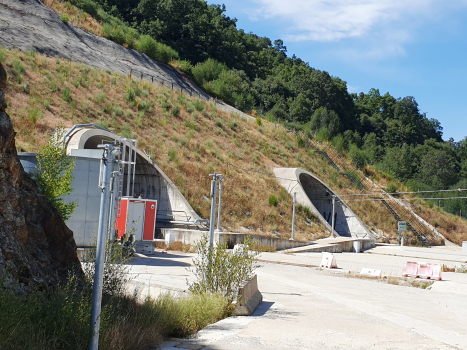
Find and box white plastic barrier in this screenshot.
[320,252,337,269]
[402,261,442,280]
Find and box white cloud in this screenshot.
[242,0,467,60]
[250,0,433,42]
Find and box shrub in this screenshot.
[191,58,227,86]
[121,126,132,138]
[31,128,77,220]
[386,183,398,193]
[193,99,204,112]
[101,22,112,38]
[171,104,180,117]
[137,35,158,59]
[28,107,42,123]
[255,117,262,126]
[114,105,123,116]
[62,86,72,102]
[155,42,179,63]
[168,149,177,162]
[316,127,331,142]
[126,87,135,101]
[296,136,305,148]
[60,13,70,24]
[215,119,223,127]
[188,234,259,304]
[269,195,279,207]
[111,26,126,45]
[94,92,106,103]
[227,120,238,130]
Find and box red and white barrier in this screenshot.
[402,261,419,278]
[320,252,337,269]
[402,261,442,280]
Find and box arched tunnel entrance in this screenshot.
[274,168,374,240]
[299,173,351,237]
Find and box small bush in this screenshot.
[256,117,262,126]
[62,86,72,102]
[269,195,279,207]
[168,149,177,162]
[60,13,70,24]
[94,92,106,103]
[121,126,132,138]
[28,107,42,123]
[188,234,259,304]
[227,120,238,130]
[386,183,398,193]
[194,99,204,112]
[215,119,223,127]
[114,105,123,116]
[171,105,180,117]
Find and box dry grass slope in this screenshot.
[2,47,467,245]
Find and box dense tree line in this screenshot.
[67,0,467,217]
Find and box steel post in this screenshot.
[331,196,336,237]
[89,145,114,350]
[216,177,223,231]
[208,174,218,248]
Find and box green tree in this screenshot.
[32,128,77,220]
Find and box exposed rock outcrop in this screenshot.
[0,79,82,291]
[0,63,6,89]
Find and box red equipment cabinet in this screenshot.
[116,197,157,241]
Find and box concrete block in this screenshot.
[135,241,154,254]
[359,268,381,277]
[235,274,262,316]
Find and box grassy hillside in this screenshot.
[2,47,466,245]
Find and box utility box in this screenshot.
[116,197,157,241]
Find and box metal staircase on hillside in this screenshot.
[291,128,434,246]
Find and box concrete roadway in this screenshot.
[132,247,467,350]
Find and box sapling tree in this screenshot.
[188,234,259,304]
[32,127,77,220]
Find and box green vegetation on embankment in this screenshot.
[2,47,467,244]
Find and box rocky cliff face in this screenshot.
[0,69,82,291]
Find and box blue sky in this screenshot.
[207,0,467,142]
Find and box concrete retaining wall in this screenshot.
[159,228,310,251]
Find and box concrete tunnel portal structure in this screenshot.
[19,126,204,247]
[274,168,376,241]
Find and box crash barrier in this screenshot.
[320,252,338,269]
[402,261,442,280]
[235,274,263,316]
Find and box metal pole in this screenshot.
[107,171,115,241]
[331,196,336,238]
[208,173,219,248]
[89,145,114,350]
[290,192,296,240]
[216,176,223,231]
